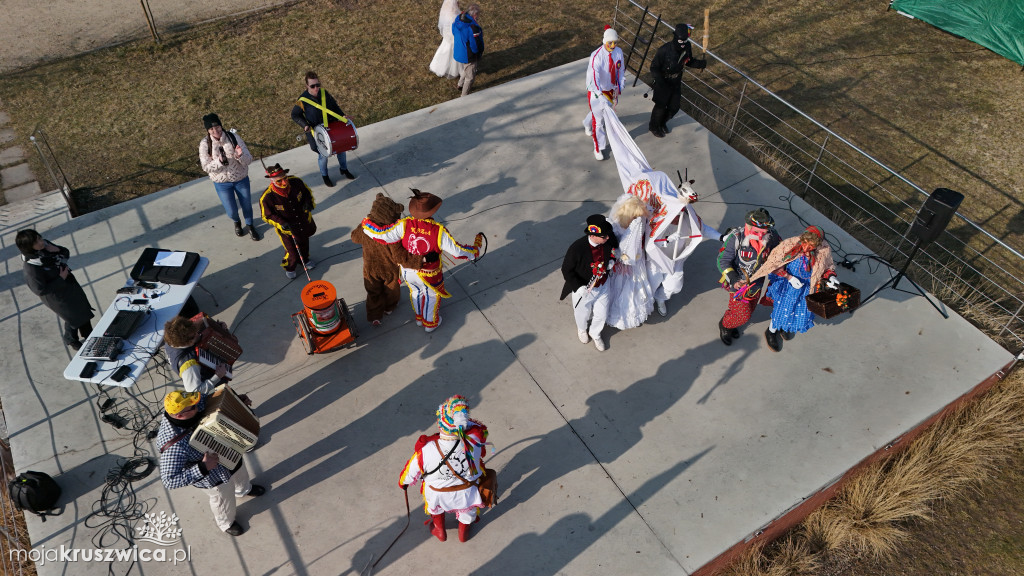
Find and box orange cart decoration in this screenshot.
[290,279,358,354]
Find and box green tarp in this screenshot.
[890,0,1024,66]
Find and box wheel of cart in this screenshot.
[291,312,314,355]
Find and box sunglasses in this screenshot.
[308,83,321,89]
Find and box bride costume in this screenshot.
[429,0,462,79]
[605,195,655,330]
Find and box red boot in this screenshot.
[458,516,479,542]
[429,514,447,542]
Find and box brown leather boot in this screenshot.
[430,514,447,542]
[458,521,472,542]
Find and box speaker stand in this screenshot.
[863,239,949,319]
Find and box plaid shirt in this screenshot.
[156,397,232,490]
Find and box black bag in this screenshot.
[129,248,200,285]
[8,471,62,522]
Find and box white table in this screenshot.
[63,256,209,387]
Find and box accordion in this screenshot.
[189,385,260,470]
[190,312,243,377]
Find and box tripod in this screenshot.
[863,238,948,318]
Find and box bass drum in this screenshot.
[313,121,358,157]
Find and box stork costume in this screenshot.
[582,27,625,160]
[399,395,489,543]
[603,108,722,315]
[360,190,481,331]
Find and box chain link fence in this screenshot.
[614,0,1024,352]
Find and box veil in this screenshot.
[429,0,462,78]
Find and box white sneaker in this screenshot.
[656,300,667,316]
[584,125,593,137]
[577,330,589,344]
[594,337,606,352]
[416,320,423,327]
[285,270,298,279]
[593,150,604,161]
[305,259,316,270]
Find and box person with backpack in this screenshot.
[199,113,260,241]
[452,4,484,96]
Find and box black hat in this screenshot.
[585,214,613,238]
[202,113,222,129]
[745,208,774,228]
[674,23,692,42]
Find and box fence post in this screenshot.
[804,134,830,195]
[727,80,747,143]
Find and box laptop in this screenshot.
[103,310,146,339]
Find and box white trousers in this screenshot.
[571,283,611,340]
[655,269,685,303]
[198,461,253,531]
[583,92,615,153]
[401,267,441,328]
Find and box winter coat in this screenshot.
[199,130,252,183]
[291,89,346,153]
[22,241,94,327]
[452,13,484,64]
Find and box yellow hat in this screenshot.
[164,390,200,415]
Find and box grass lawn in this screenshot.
[0,0,614,212]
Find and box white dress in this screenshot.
[429,0,462,79]
[606,216,655,330]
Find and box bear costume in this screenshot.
[351,194,422,324]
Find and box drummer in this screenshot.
[290,71,357,188]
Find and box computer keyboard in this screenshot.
[80,337,124,361]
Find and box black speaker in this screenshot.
[909,188,964,245]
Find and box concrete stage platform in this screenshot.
[0,59,1009,575]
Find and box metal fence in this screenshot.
[613,0,1024,351]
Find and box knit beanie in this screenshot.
[203,113,222,130]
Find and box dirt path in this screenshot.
[0,0,281,72]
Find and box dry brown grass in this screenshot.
[719,368,1024,574]
[0,0,613,212]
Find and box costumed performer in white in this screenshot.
[582,26,625,161]
[603,107,725,317]
[605,195,655,329]
[399,395,489,543]
[429,0,462,79]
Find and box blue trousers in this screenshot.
[318,152,348,177]
[213,177,253,225]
